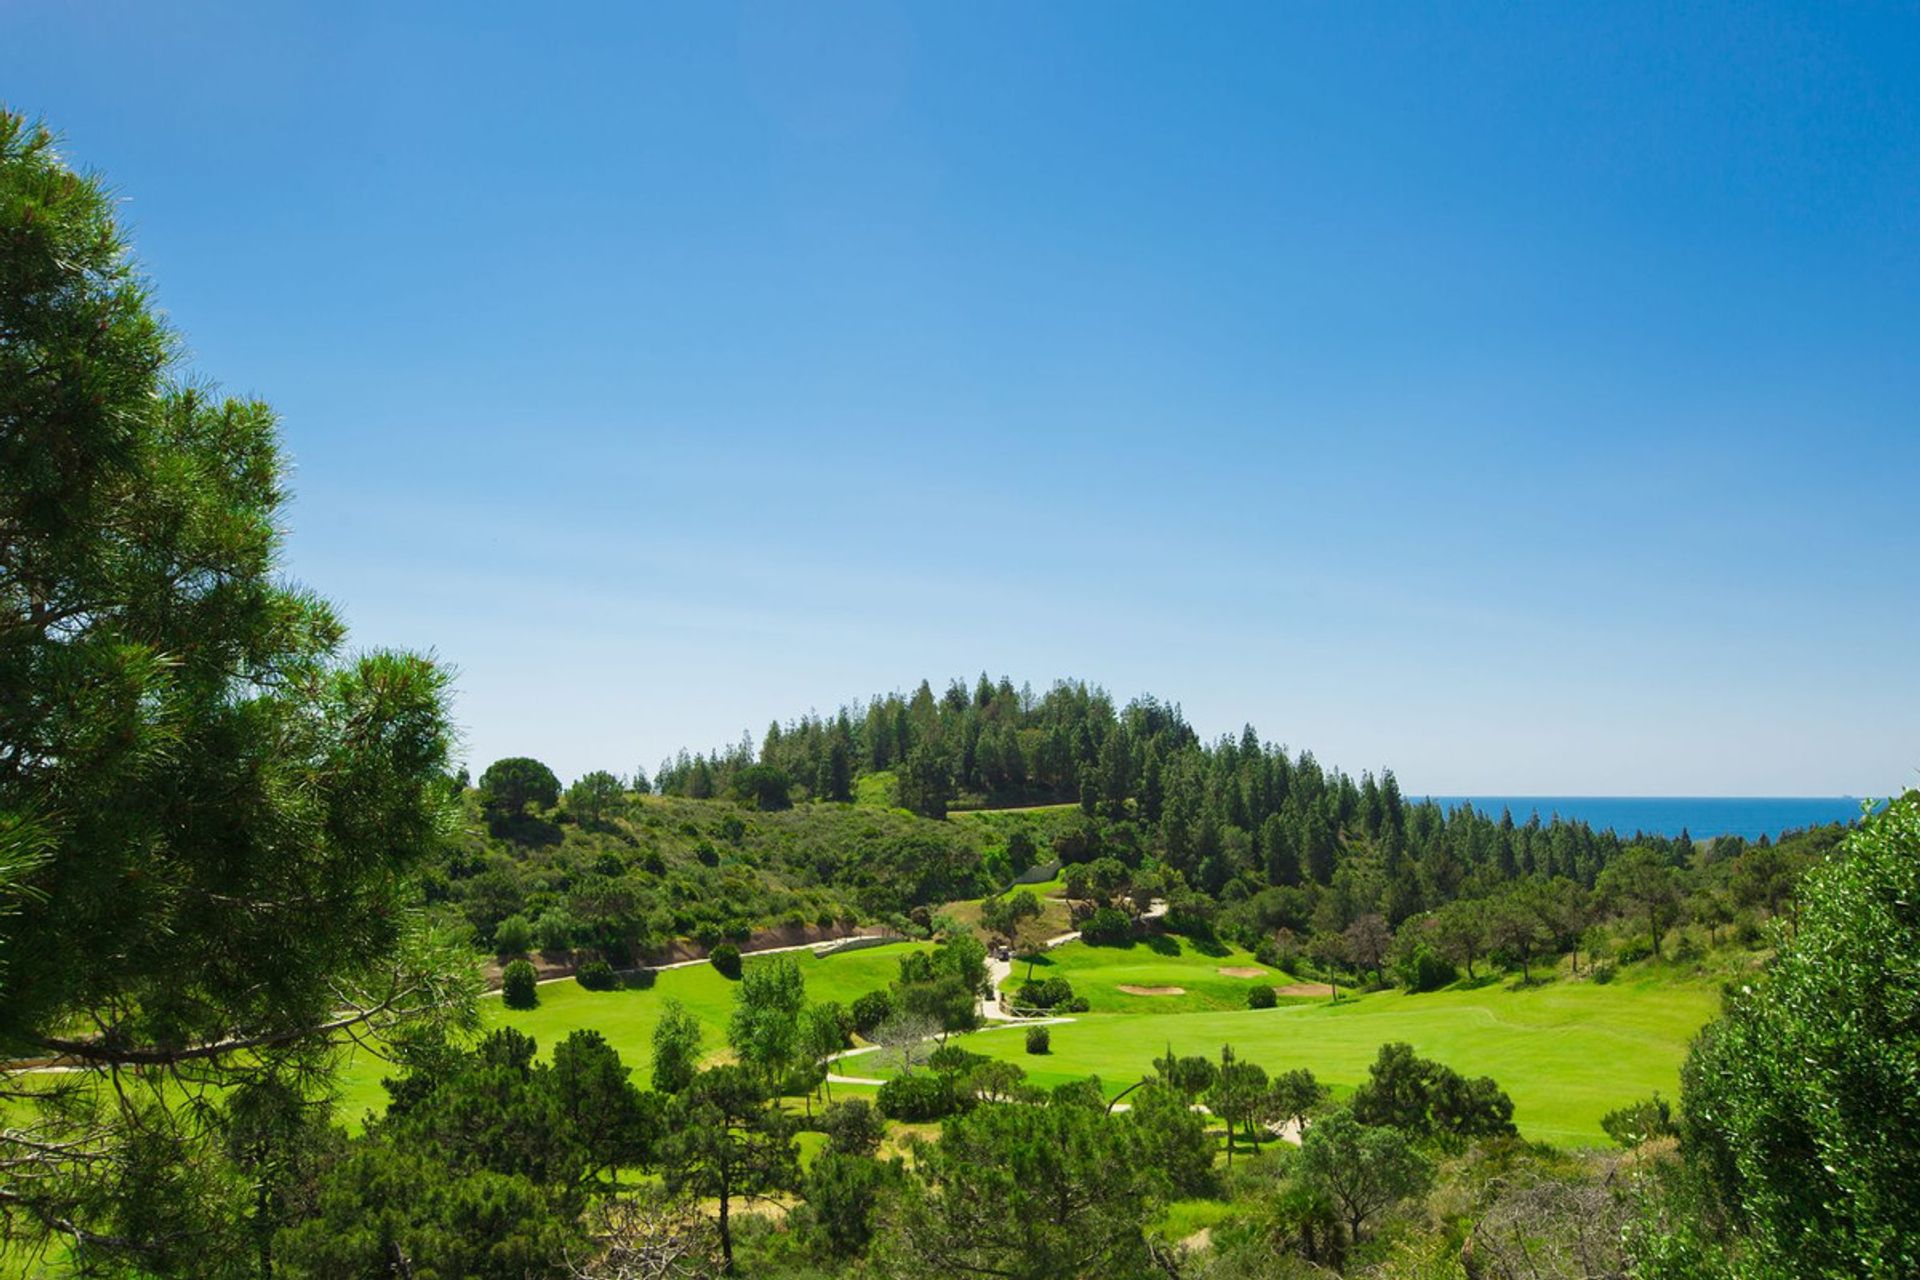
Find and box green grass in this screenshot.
[853,771,897,808]
[336,940,930,1125]
[898,968,1721,1147]
[1019,936,1294,1013]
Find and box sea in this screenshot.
[1411,796,1879,842]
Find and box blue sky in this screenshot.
[8,2,1917,795]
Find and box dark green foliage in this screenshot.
[493,912,534,955]
[574,958,617,990]
[1152,1049,1219,1099]
[0,111,470,1268]
[1079,906,1135,946]
[851,988,894,1037]
[1016,976,1076,1010]
[1297,1109,1434,1241]
[1350,1042,1516,1140]
[480,757,562,818]
[877,1072,961,1122]
[1025,1026,1051,1054]
[650,998,702,1094]
[872,1095,1166,1280]
[566,769,624,824]
[729,763,793,811]
[798,1151,901,1259]
[819,1099,885,1156]
[1247,983,1277,1009]
[708,942,743,979]
[661,1065,799,1273]
[1668,790,1920,1278]
[502,959,539,1009]
[1127,1081,1216,1197]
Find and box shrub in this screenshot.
[694,840,720,867]
[709,942,743,980]
[531,911,577,953]
[1591,960,1616,985]
[1601,1093,1676,1149]
[501,959,538,1009]
[877,1072,959,1122]
[1247,984,1277,1009]
[1615,937,1653,965]
[1394,944,1457,993]
[1079,906,1134,946]
[492,914,533,956]
[928,1044,988,1076]
[1065,996,1090,1012]
[1016,976,1074,1010]
[1026,1026,1051,1054]
[820,1099,884,1157]
[575,959,617,991]
[850,989,893,1038]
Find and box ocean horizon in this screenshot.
[1412,796,1878,841]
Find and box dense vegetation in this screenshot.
[4,111,1914,1280]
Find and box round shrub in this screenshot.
[531,911,577,953]
[1247,984,1277,1009]
[1078,906,1134,947]
[820,1098,885,1156]
[492,914,533,956]
[850,989,893,1038]
[501,959,538,1009]
[1591,960,1616,985]
[1393,944,1457,993]
[1016,976,1074,1011]
[877,1072,958,1122]
[1065,997,1090,1013]
[1026,1025,1051,1055]
[709,942,743,980]
[575,958,617,991]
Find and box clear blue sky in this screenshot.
[8,2,1917,796]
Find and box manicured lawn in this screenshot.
[1019,936,1294,1013]
[336,940,929,1124]
[899,969,1721,1147]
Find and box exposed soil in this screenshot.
[1217,966,1268,979]
[1117,984,1186,996]
[1273,982,1336,997]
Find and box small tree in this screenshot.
[1599,846,1684,960]
[709,942,743,980]
[502,958,539,1009]
[493,913,534,956]
[662,1066,799,1274]
[651,997,703,1095]
[479,757,561,817]
[1025,1025,1050,1055]
[567,769,625,824]
[1298,1110,1433,1242]
[727,956,807,1089]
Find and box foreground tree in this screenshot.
[1297,1110,1433,1243]
[661,1066,798,1274]
[0,111,474,1273]
[873,1095,1167,1280]
[1661,790,1920,1278]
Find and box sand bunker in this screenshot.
[1273,982,1336,997]
[1117,984,1185,996]
[1218,966,1268,979]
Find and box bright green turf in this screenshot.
[1017,936,1294,1013]
[335,941,929,1124]
[888,968,1720,1147]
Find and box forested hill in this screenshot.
[454,675,1848,965]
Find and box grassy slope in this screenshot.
[1019,936,1294,1014]
[938,964,1720,1146]
[335,941,930,1123]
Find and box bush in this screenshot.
[1601,1093,1676,1149]
[820,1099,885,1157]
[1247,984,1277,1009]
[1393,944,1457,993]
[492,914,533,956]
[1591,960,1616,985]
[1078,906,1134,946]
[709,942,743,980]
[531,911,576,953]
[850,989,893,1038]
[1616,937,1653,966]
[575,959,617,991]
[1016,976,1074,1010]
[928,1044,988,1076]
[1065,996,1090,1012]
[877,1072,959,1122]
[501,959,538,1009]
[1026,1025,1051,1055]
